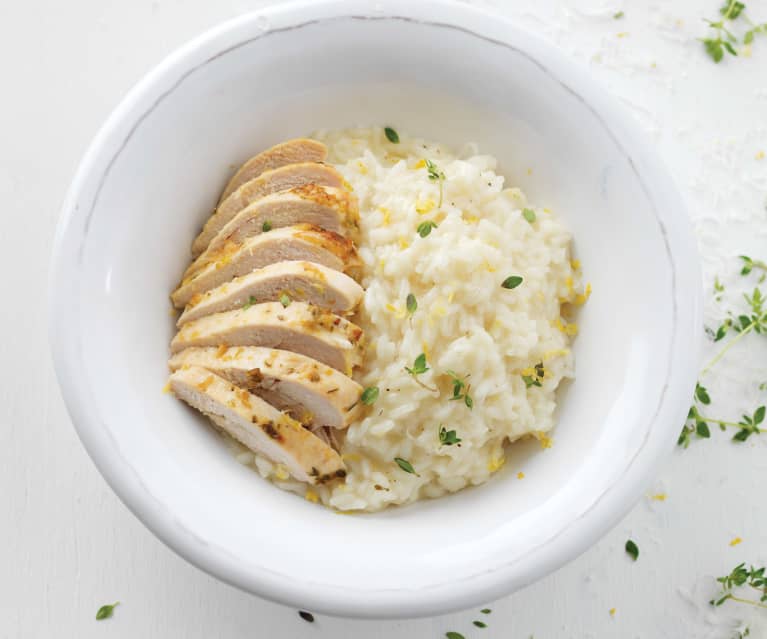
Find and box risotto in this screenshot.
[211,128,587,511]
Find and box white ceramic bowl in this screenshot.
[50,0,702,618]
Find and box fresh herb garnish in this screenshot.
[680,382,765,446]
[361,386,379,405]
[446,370,473,409]
[417,220,438,238]
[710,563,767,608]
[445,633,465,639]
[360,386,379,406]
[279,293,291,308]
[522,362,545,389]
[95,602,119,620]
[262,220,272,232]
[406,293,417,315]
[406,353,429,376]
[425,159,446,207]
[298,610,315,622]
[439,425,462,446]
[481,608,492,614]
[522,208,536,223]
[405,353,436,391]
[701,1,767,62]
[703,287,766,374]
[613,10,625,19]
[473,620,488,628]
[394,457,418,475]
[625,539,639,561]
[502,275,524,290]
[384,126,400,144]
[740,255,767,276]
[242,295,257,310]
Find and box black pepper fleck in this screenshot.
[298,611,314,623]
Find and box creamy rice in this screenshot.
[233,127,586,512]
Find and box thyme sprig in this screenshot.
[710,563,767,609]
[701,1,767,62]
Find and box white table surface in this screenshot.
[2,0,766,637]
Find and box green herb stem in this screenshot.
[701,322,754,375]
[725,595,767,609]
[696,415,746,429]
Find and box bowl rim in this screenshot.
[49,0,703,618]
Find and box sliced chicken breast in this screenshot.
[193,163,345,256]
[170,301,364,374]
[219,139,327,203]
[185,184,359,278]
[171,225,360,308]
[178,261,364,326]
[169,366,345,484]
[169,346,362,428]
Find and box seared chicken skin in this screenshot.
[177,261,364,326]
[172,224,360,308]
[170,301,364,374]
[193,163,345,256]
[169,366,346,484]
[169,346,362,429]
[219,138,327,203]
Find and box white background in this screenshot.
[2,0,766,637]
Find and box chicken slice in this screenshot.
[184,184,359,279]
[219,139,328,203]
[169,346,362,428]
[193,163,345,256]
[170,301,364,374]
[171,224,360,308]
[177,261,363,326]
[169,366,345,484]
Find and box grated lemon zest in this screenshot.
[413,158,426,169]
[617,31,629,38]
[378,206,391,226]
[756,150,765,160]
[483,261,497,273]
[342,178,354,191]
[274,465,290,481]
[553,318,579,336]
[609,608,616,617]
[571,259,581,270]
[356,160,368,174]
[305,490,319,503]
[517,471,525,480]
[415,198,435,215]
[729,536,743,547]
[487,455,506,473]
[574,282,592,306]
[447,291,455,303]
[543,348,570,361]
[649,493,667,501]
[465,215,480,224]
[535,431,553,449]
[421,342,430,360]
[398,237,410,250]
[162,382,171,394]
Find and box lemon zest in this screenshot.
[379,206,391,226]
[649,492,667,501]
[729,536,743,547]
[274,465,290,481]
[517,471,525,480]
[415,198,435,214]
[413,158,426,169]
[756,150,765,160]
[487,455,506,473]
[161,382,171,394]
[535,431,553,449]
[305,490,319,503]
[574,283,592,306]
